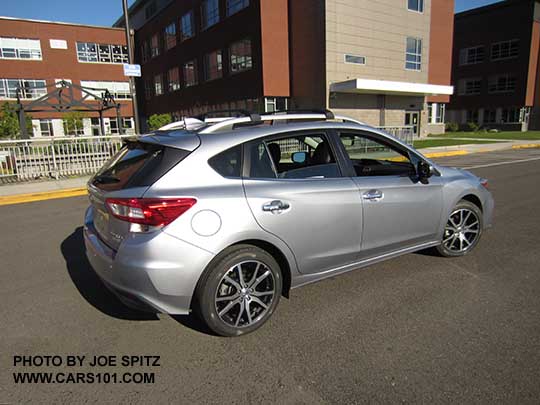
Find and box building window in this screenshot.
[344,54,366,65]
[491,39,519,61]
[154,74,163,95]
[458,78,482,95]
[405,37,422,70]
[183,60,198,87]
[204,50,223,81]
[466,110,479,123]
[0,78,47,99]
[459,46,484,65]
[501,107,521,123]
[77,42,128,64]
[145,79,153,100]
[226,0,249,16]
[39,119,54,136]
[180,11,195,41]
[140,41,149,63]
[150,34,160,58]
[484,109,497,124]
[488,74,516,93]
[407,0,424,12]
[63,118,84,135]
[230,39,252,73]
[201,0,220,30]
[265,97,288,113]
[80,81,131,100]
[428,103,445,124]
[164,23,177,50]
[0,37,42,60]
[168,67,180,92]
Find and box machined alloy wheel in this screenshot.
[215,260,276,328]
[195,245,282,336]
[437,200,483,257]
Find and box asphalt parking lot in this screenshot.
[2,149,540,404]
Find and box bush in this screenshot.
[465,122,479,132]
[445,122,459,132]
[147,113,172,131]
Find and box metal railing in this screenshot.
[0,125,415,184]
[0,135,132,183]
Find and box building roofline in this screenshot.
[112,0,148,27]
[455,0,532,19]
[0,15,125,31]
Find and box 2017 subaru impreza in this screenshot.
[84,111,494,336]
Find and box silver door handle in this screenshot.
[363,190,384,201]
[262,200,290,213]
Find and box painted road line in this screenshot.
[0,187,87,206]
[464,156,540,169]
[512,143,540,150]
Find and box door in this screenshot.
[337,130,443,259]
[243,131,363,274]
[405,111,420,137]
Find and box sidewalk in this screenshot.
[1,139,539,205]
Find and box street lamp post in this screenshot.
[122,0,141,134]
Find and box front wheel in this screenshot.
[437,200,483,257]
[194,245,282,337]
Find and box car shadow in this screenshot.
[61,227,158,321]
[170,314,217,336]
[414,247,442,257]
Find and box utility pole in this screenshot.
[122,0,141,134]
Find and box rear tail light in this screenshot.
[480,178,489,189]
[106,198,197,227]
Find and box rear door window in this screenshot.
[92,141,189,191]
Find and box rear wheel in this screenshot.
[195,245,282,337]
[437,200,483,257]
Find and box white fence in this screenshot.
[0,126,414,183]
[0,135,131,183]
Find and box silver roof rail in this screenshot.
[199,113,366,134]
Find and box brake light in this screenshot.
[480,178,489,189]
[106,198,197,227]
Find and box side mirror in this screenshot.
[292,151,308,164]
[417,161,432,183]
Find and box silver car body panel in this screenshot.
[84,119,494,315]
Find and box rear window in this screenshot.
[92,141,189,191]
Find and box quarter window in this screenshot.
[408,0,424,12]
[204,50,223,81]
[226,0,249,16]
[339,133,414,177]
[201,0,220,30]
[180,11,195,41]
[209,145,242,178]
[164,23,177,50]
[405,37,422,71]
[248,134,340,179]
[230,39,252,73]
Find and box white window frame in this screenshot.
[76,42,129,64]
[39,119,54,137]
[80,81,131,100]
[428,103,445,124]
[0,37,42,60]
[0,78,47,99]
[230,39,253,74]
[407,0,424,13]
[405,37,422,71]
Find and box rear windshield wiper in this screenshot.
[94,174,120,184]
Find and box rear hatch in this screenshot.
[88,132,199,250]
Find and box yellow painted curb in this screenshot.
[0,187,87,206]
[512,143,540,150]
[423,150,469,159]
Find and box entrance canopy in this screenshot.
[330,78,454,97]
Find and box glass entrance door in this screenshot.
[405,111,420,137]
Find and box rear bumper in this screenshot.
[83,206,214,315]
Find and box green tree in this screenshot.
[147,113,172,131]
[63,111,86,135]
[0,102,32,139]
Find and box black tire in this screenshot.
[194,244,282,337]
[436,200,483,257]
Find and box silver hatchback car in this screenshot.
[84,111,494,336]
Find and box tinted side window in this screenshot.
[248,133,341,179]
[209,145,242,177]
[339,132,414,177]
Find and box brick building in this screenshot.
[0,16,134,137]
[446,0,540,131]
[117,0,454,136]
